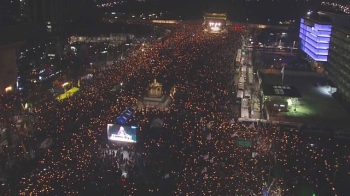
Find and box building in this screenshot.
[25,0,97,31]
[0,43,22,95]
[0,23,45,94]
[327,27,350,103]
[299,11,350,105]
[299,11,350,73]
[69,34,132,45]
[261,84,302,113]
[0,0,26,25]
[299,17,332,73]
[256,69,350,129]
[203,12,227,33]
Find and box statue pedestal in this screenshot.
[137,95,170,110]
[138,79,171,110]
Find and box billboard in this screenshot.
[107,124,137,143]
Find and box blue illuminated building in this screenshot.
[299,18,332,62]
[299,11,350,105]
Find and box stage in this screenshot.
[203,12,227,34]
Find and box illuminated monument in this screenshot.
[203,12,227,33]
[137,79,170,110]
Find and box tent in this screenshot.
[150,118,164,129]
[116,107,135,125]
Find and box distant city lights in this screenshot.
[321,1,350,14]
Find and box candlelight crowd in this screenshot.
[0,24,348,196]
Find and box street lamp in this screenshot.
[291,41,296,53]
[288,98,298,112]
[62,82,69,93]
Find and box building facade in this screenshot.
[299,11,350,104]
[0,43,23,95]
[299,17,332,72]
[327,27,350,103]
[203,12,227,33]
[25,0,97,27]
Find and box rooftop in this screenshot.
[303,15,332,25]
[259,69,350,130]
[262,85,301,98]
[204,12,227,20]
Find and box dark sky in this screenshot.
[106,0,323,22]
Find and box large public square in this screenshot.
[0,23,349,196]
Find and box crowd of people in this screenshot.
[0,23,348,196]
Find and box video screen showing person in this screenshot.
[107,124,137,143]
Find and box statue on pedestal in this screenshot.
[137,78,171,110]
[148,79,163,98]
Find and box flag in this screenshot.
[206,133,211,140]
[164,173,169,179]
[231,131,239,137]
[23,123,27,130]
[21,140,26,153]
[201,167,207,174]
[202,154,209,160]
[210,158,214,163]
[77,79,81,87]
[252,152,259,158]
[262,187,268,196]
[248,122,255,129]
[229,118,235,124]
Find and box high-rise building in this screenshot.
[327,27,350,103]
[299,14,333,73]
[25,0,97,27]
[299,11,350,104]
[0,23,45,94]
[0,0,23,25]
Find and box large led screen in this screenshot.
[107,124,137,143]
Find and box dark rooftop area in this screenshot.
[262,84,302,98]
[307,12,333,24]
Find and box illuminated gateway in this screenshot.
[203,12,227,33]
